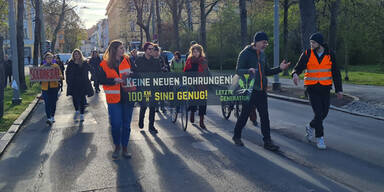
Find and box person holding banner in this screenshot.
[232,32,291,151]
[98,40,135,160]
[66,49,93,122]
[41,52,63,125]
[135,42,161,134]
[183,44,209,129]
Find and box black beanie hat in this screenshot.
[254,32,269,43]
[310,32,325,47]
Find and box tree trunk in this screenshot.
[239,0,247,47]
[282,0,289,75]
[155,0,162,43]
[328,0,340,52]
[200,0,206,48]
[33,0,41,66]
[186,0,193,31]
[17,0,27,91]
[51,0,66,52]
[0,36,4,118]
[299,0,317,51]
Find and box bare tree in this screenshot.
[155,0,162,43]
[299,0,317,50]
[239,0,247,47]
[0,36,4,118]
[132,0,153,42]
[185,0,193,31]
[328,0,340,52]
[165,0,185,50]
[200,0,220,49]
[17,0,27,90]
[33,0,41,66]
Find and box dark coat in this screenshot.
[89,56,101,81]
[65,60,94,97]
[5,60,12,75]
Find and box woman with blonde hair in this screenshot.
[98,40,135,159]
[41,52,63,125]
[183,44,209,129]
[66,49,93,122]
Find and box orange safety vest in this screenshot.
[100,57,133,104]
[304,49,333,86]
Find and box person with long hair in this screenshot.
[183,44,209,129]
[66,49,93,122]
[98,40,135,159]
[41,52,63,125]
[89,50,102,93]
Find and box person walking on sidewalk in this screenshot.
[4,55,12,87]
[291,32,343,150]
[41,52,63,125]
[232,32,291,151]
[98,40,135,159]
[55,55,65,92]
[153,44,168,113]
[66,49,93,122]
[89,50,102,93]
[183,44,209,129]
[134,42,161,134]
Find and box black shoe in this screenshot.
[149,127,158,134]
[95,89,100,93]
[232,137,244,146]
[264,141,280,151]
[138,120,144,129]
[252,120,258,127]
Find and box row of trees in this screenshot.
[0,0,85,118]
[126,0,384,71]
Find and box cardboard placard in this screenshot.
[29,66,61,82]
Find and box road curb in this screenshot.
[0,94,41,156]
[267,93,384,121]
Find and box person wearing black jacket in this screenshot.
[232,32,291,151]
[291,32,343,150]
[4,55,12,87]
[134,42,162,134]
[66,49,93,122]
[89,50,102,93]
[55,55,65,92]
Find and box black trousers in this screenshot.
[234,90,271,142]
[189,105,207,116]
[72,94,86,114]
[5,74,11,86]
[139,106,156,128]
[307,86,330,138]
[94,80,100,90]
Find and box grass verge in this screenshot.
[0,77,41,132]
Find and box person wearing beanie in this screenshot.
[291,32,343,150]
[232,31,291,151]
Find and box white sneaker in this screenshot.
[51,117,55,123]
[74,111,80,120]
[316,137,327,149]
[80,114,84,122]
[305,124,314,142]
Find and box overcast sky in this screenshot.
[74,0,109,29]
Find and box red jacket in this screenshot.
[183,57,208,73]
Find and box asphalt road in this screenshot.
[0,89,383,192]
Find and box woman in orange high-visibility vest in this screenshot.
[98,40,134,160]
[292,32,343,150]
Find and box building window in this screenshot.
[24,28,28,39]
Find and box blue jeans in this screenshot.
[107,102,134,147]
[42,88,59,119]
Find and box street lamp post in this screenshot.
[8,0,22,104]
[273,0,281,91]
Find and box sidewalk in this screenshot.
[268,77,384,118]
